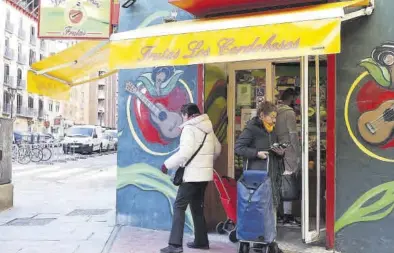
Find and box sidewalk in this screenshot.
[0,154,116,253]
[104,226,237,253]
[105,226,333,253]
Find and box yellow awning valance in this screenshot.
[27,0,369,100]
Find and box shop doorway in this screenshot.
[224,56,328,248]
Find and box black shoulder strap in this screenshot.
[184,133,208,167]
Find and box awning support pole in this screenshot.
[36,40,109,75]
[343,0,374,21]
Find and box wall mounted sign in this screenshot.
[38,0,112,39]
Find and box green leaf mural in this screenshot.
[335,181,394,233]
[359,58,391,88]
[117,163,194,232]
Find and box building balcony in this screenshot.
[18,29,26,40]
[5,21,14,34]
[30,36,37,46]
[17,79,26,89]
[17,54,27,65]
[2,104,12,115]
[4,76,15,88]
[4,48,15,60]
[17,107,37,118]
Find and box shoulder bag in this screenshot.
[173,133,208,186]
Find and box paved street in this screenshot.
[0,153,117,253]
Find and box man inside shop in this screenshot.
[276,88,301,226]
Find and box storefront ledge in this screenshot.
[0,183,14,211]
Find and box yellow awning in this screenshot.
[27,41,115,100]
[109,0,368,69]
[27,0,369,100]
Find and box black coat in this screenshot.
[235,116,284,208]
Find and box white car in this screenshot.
[104,130,118,150]
[61,125,103,154]
[102,133,116,151]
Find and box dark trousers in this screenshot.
[169,181,209,246]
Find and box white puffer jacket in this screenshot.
[164,114,221,182]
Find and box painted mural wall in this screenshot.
[116,0,202,231]
[335,1,394,252]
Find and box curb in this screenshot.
[101,225,122,253]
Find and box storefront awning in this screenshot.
[27,0,369,99]
[109,0,369,69]
[27,41,115,100]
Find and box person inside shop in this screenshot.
[276,88,302,226]
[234,101,285,252]
[160,103,222,253]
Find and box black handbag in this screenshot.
[280,158,301,201]
[173,133,208,186]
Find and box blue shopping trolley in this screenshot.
[237,157,276,253]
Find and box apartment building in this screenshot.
[0,1,118,135]
[64,73,118,129]
[0,2,65,133]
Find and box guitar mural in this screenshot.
[125,81,183,141]
[358,100,394,145]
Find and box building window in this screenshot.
[55,102,60,112]
[5,37,9,48]
[4,64,10,83]
[18,43,22,56]
[28,97,34,109]
[30,26,35,37]
[49,101,53,111]
[40,40,45,50]
[17,68,22,86]
[17,94,23,114]
[40,54,44,60]
[98,71,105,76]
[29,49,36,65]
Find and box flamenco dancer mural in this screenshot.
[335,42,394,233]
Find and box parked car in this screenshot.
[61,125,103,154]
[102,133,116,151]
[104,130,118,150]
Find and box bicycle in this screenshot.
[17,144,43,164]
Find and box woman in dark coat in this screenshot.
[235,101,285,252]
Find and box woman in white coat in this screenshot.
[160,103,222,253]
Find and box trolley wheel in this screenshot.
[229,229,238,243]
[238,242,249,253]
[216,222,226,234]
